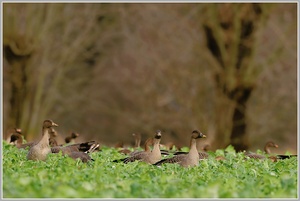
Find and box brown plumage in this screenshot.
[154,130,206,168]
[27,120,59,161]
[10,127,58,149]
[128,137,152,157]
[245,141,279,161]
[118,133,142,155]
[114,130,162,164]
[51,141,99,154]
[49,128,58,147]
[9,128,35,149]
[6,128,22,143]
[132,133,141,148]
[51,141,99,163]
[10,131,25,148]
[67,151,94,163]
[173,150,209,160]
[65,132,79,144]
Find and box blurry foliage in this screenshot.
[2,3,297,153]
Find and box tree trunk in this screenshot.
[3,37,32,131]
[229,86,253,151]
[202,3,265,151]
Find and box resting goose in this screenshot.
[114,130,162,164]
[51,141,99,163]
[244,141,279,162]
[245,141,297,161]
[6,128,22,143]
[154,130,206,167]
[51,141,99,154]
[9,129,24,148]
[27,120,59,161]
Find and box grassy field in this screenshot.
[2,142,298,198]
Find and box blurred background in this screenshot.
[2,3,297,154]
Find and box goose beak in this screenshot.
[52,122,59,127]
[274,144,278,148]
[202,134,206,138]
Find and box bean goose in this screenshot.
[10,127,58,149]
[173,150,209,160]
[49,128,58,147]
[9,130,24,148]
[245,141,279,161]
[154,130,206,168]
[6,128,22,143]
[65,132,79,144]
[27,120,59,161]
[51,141,99,154]
[114,130,162,164]
[51,141,99,163]
[245,141,297,161]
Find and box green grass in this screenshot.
[2,142,298,198]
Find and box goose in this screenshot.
[169,136,209,160]
[245,141,297,161]
[10,128,58,149]
[114,130,162,164]
[10,132,35,149]
[27,120,58,161]
[51,141,99,163]
[245,141,279,161]
[154,130,206,168]
[6,128,22,143]
[49,128,58,147]
[9,130,24,148]
[118,133,142,155]
[64,144,99,163]
[65,132,79,144]
[51,141,99,154]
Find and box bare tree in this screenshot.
[3,3,117,140]
[200,3,297,151]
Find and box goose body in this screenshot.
[114,130,162,164]
[51,141,99,162]
[245,141,278,160]
[154,130,206,168]
[27,120,58,161]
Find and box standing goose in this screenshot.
[27,120,59,161]
[114,130,162,164]
[154,130,206,168]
